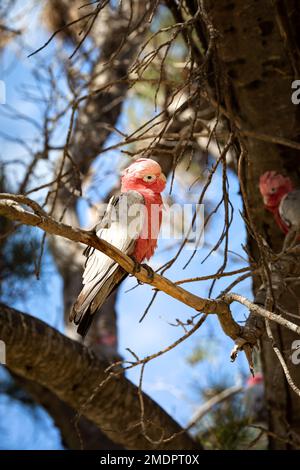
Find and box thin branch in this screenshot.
[1,193,300,347]
[265,319,300,398]
[224,292,300,337]
[187,384,243,429]
[0,193,229,316]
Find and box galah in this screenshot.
[242,374,267,449]
[70,158,166,337]
[259,171,300,248]
[244,373,266,424]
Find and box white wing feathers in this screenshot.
[70,190,145,334]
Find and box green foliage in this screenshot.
[195,387,267,450]
[186,341,217,365]
[0,225,42,301]
[124,5,188,136]
[3,235,38,279]
[0,165,42,298]
[201,397,250,450]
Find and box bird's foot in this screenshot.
[131,261,155,283]
[132,260,141,274]
[131,260,143,285]
[141,263,155,282]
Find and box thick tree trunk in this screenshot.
[0,303,199,450]
[202,0,300,448]
[12,374,123,450]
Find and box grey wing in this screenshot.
[70,190,145,323]
[279,190,300,229]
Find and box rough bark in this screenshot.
[0,303,199,450]
[12,374,123,450]
[200,0,300,448]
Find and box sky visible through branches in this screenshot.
[0,1,251,449]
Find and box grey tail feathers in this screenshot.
[71,269,128,337]
[76,308,94,337]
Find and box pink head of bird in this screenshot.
[121,158,166,193]
[246,373,263,388]
[259,171,293,208]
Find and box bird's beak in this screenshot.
[263,196,269,204]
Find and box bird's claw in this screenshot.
[131,261,144,285]
[131,262,155,283]
[141,263,155,282]
[132,261,141,274]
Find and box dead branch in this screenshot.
[1,193,300,359]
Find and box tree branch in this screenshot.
[0,303,198,450]
[0,194,229,316]
[12,373,123,450]
[224,293,300,337]
[1,193,300,352]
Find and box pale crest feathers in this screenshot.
[122,158,163,177]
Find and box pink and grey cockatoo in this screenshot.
[259,171,300,248]
[70,158,166,336]
[244,373,267,424]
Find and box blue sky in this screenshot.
[0,2,251,449]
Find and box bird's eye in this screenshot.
[143,175,156,182]
[270,187,277,193]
